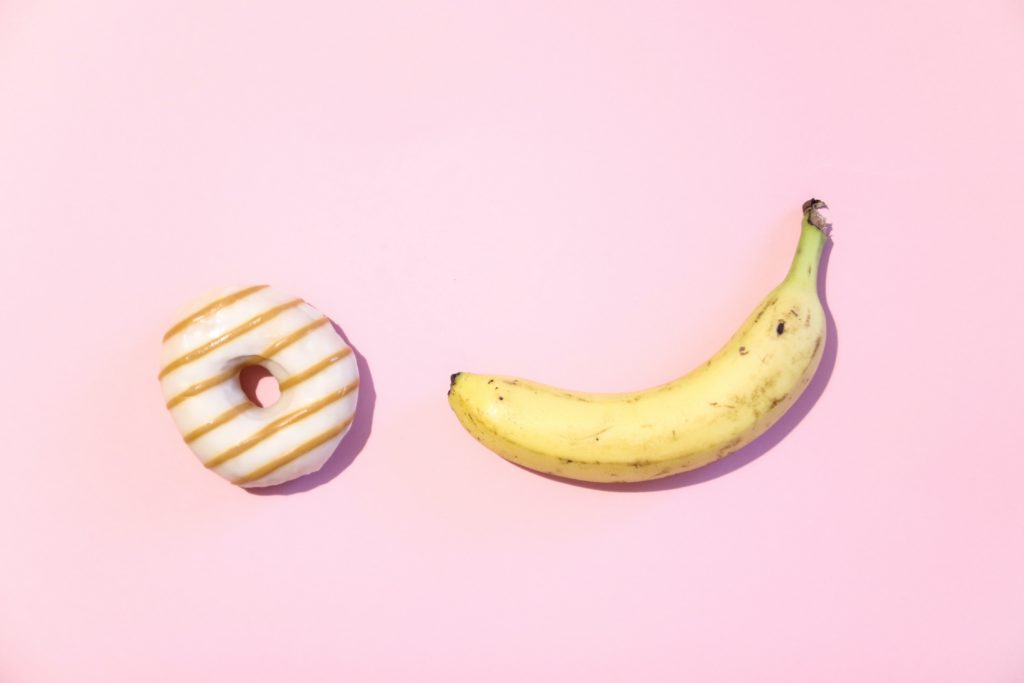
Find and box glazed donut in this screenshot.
[159,285,359,488]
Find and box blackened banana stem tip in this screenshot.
[449,372,462,396]
[802,198,830,232]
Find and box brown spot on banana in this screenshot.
[749,373,780,401]
[753,296,778,324]
[577,427,610,441]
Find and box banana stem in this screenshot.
[786,199,830,284]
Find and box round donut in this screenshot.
[159,285,359,488]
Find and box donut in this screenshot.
[159,285,359,488]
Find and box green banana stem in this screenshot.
[785,198,829,285]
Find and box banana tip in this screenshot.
[802,198,830,232]
[448,372,462,396]
[802,197,827,212]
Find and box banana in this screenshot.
[447,199,830,483]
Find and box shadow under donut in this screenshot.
[247,320,375,495]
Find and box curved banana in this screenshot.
[448,199,830,483]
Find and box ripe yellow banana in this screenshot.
[448,199,830,483]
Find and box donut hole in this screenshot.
[239,364,281,408]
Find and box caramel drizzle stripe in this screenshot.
[165,317,330,409]
[166,368,238,409]
[158,298,303,379]
[204,378,359,469]
[279,348,351,391]
[260,317,331,358]
[181,349,353,443]
[184,403,252,444]
[163,285,268,342]
[231,418,354,486]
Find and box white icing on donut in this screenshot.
[159,285,359,488]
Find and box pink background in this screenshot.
[2,1,1023,680]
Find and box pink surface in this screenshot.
[2,1,1023,680]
